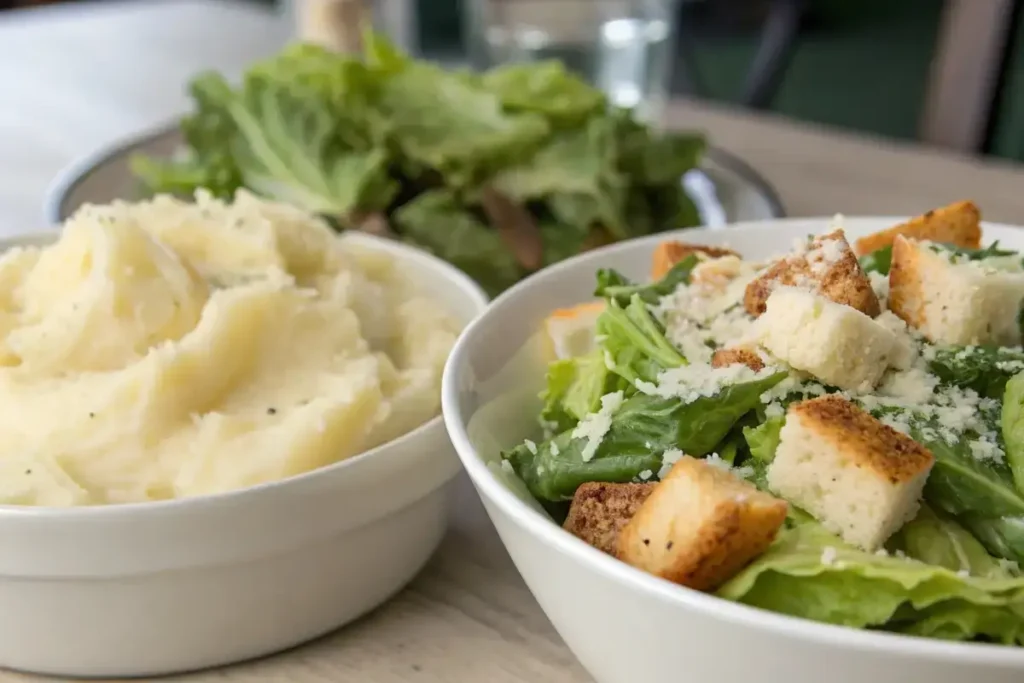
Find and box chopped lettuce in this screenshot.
[719,522,1024,643]
[1003,371,1024,495]
[506,371,786,501]
[594,253,699,306]
[929,346,1024,400]
[596,294,686,384]
[133,31,705,294]
[858,244,893,275]
[538,349,617,433]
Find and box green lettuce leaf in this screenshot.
[373,58,549,183]
[596,294,686,384]
[858,245,893,275]
[131,73,244,199]
[490,119,629,238]
[744,415,785,463]
[481,60,605,124]
[962,515,1024,566]
[594,253,699,307]
[392,190,521,295]
[507,372,786,501]
[897,505,1009,578]
[228,75,396,217]
[719,522,1024,643]
[539,349,616,433]
[919,428,1024,519]
[1003,371,1024,495]
[929,346,1024,400]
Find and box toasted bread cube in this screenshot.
[755,287,898,391]
[744,229,879,318]
[889,236,1024,346]
[767,396,934,551]
[563,482,655,555]
[711,346,765,372]
[854,200,981,256]
[618,457,787,591]
[651,241,739,281]
[543,300,606,359]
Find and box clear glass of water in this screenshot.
[464,0,679,122]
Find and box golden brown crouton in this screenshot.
[563,482,656,555]
[887,234,1024,346]
[711,347,765,372]
[618,457,787,592]
[651,241,740,281]
[744,229,880,318]
[888,235,928,334]
[767,395,934,550]
[853,200,981,256]
[784,395,934,483]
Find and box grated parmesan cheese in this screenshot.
[638,363,777,404]
[571,391,625,462]
[658,447,684,479]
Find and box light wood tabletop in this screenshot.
[3,1,1024,681]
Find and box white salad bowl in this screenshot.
[0,231,487,678]
[442,217,1024,683]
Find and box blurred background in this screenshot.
[2,0,1020,162]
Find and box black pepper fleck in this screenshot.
[642,539,650,546]
[411,664,422,672]
[267,407,277,415]
[88,412,95,418]
[666,541,674,550]
[24,469,31,475]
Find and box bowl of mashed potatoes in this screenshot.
[0,190,487,677]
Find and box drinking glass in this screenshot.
[464,0,679,122]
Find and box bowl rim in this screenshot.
[442,216,1024,667]
[0,228,488,520]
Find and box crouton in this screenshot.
[755,286,899,391]
[767,395,934,552]
[889,236,1024,346]
[711,346,765,372]
[618,457,787,592]
[651,241,739,281]
[744,229,880,318]
[854,200,981,256]
[543,301,606,359]
[563,482,655,555]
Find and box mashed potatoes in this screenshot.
[0,190,461,505]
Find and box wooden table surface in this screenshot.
[4,1,1024,681]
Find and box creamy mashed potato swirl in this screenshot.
[0,190,460,506]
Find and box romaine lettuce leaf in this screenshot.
[506,372,786,501]
[481,60,605,123]
[858,245,893,275]
[392,190,521,296]
[594,253,699,307]
[1003,371,1024,495]
[539,350,616,433]
[929,346,1024,400]
[596,294,686,384]
[719,522,1024,643]
[897,505,1010,578]
[744,415,784,463]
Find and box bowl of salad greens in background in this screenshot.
[441,215,1024,683]
[46,32,783,297]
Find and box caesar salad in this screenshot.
[502,200,1024,645]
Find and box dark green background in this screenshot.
[275,0,1024,162]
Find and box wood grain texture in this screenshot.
[3,1,1024,680]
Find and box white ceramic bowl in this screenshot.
[0,231,487,678]
[442,217,1024,683]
